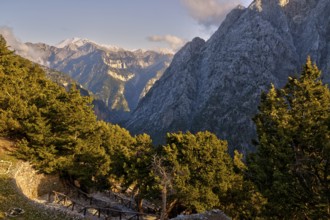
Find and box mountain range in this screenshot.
[3,0,330,152]
[20,38,173,122]
[125,0,330,151]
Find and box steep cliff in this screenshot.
[126,0,330,151]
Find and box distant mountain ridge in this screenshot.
[56,37,123,51]
[125,0,330,151]
[18,38,173,123]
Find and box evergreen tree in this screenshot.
[163,131,228,214]
[220,150,266,219]
[101,123,136,181]
[0,36,110,189]
[249,57,330,219]
[124,134,157,212]
[161,131,265,218]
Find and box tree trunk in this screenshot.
[166,199,178,217]
[132,187,144,213]
[160,186,167,220]
[138,198,144,213]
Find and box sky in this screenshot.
[0,0,253,51]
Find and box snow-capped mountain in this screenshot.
[125,0,330,151]
[56,37,122,51]
[56,37,91,48]
[17,38,173,122]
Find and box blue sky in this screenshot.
[0,0,252,51]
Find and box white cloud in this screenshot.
[147,35,187,52]
[0,26,29,53]
[181,0,243,27]
[0,26,47,65]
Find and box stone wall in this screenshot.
[13,161,64,199]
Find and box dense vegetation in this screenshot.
[248,58,330,219]
[0,35,329,219]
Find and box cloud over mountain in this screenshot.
[147,35,186,52]
[0,26,47,65]
[181,0,242,27]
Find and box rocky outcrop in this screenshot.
[170,209,230,220]
[126,0,330,151]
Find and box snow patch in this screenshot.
[107,70,134,81]
[56,37,90,48]
[57,37,124,51]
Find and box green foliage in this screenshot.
[161,131,265,218]
[161,132,224,212]
[104,126,158,209]
[0,36,110,189]
[124,134,159,210]
[221,150,267,219]
[126,134,157,195]
[100,123,136,181]
[249,57,330,219]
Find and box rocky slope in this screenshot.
[25,39,173,123]
[126,0,330,151]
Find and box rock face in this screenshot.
[14,161,63,199]
[25,39,173,123]
[126,0,330,151]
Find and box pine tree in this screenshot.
[162,131,227,214]
[249,57,330,219]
